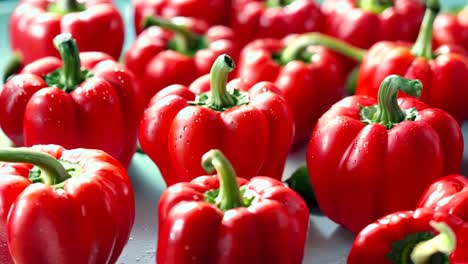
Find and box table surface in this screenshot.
[0,1,467,263]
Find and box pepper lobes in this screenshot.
[418,174,468,222]
[0,144,135,264]
[9,0,124,65]
[124,16,239,104]
[236,35,345,144]
[139,54,294,186]
[230,0,322,45]
[132,0,230,34]
[321,0,424,49]
[157,149,309,263]
[355,0,468,124]
[306,75,463,234]
[433,6,468,51]
[0,34,144,168]
[289,0,468,124]
[348,208,468,264]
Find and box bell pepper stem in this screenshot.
[49,0,84,14]
[281,33,367,64]
[142,16,201,54]
[410,0,440,59]
[410,221,456,264]
[202,149,244,211]
[207,54,236,110]
[375,75,422,127]
[358,0,393,14]
[57,0,81,12]
[2,52,22,83]
[54,33,84,92]
[265,0,293,7]
[0,148,70,185]
[346,65,360,95]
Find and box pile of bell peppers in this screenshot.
[1,0,468,262]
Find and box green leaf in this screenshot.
[285,165,317,207]
[203,186,256,208]
[387,232,434,264]
[190,88,250,111]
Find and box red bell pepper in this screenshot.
[229,0,322,45]
[321,0,424,49]
[9,0,124,65]
[132,0,230,35]
[355,0,468,124]
[236,35,346,144]
[306,75,463,234]
[124,16,239,104]
[418,174,468,222]
[139,54,294,186]
[305,0,468,123]
[0,144,134,264]
[0,34,144,168]
[348,208,468,264]
[157,149,309,263]
[433,6,468,51]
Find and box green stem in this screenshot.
[207,55,236,110]
[359,0,393,14]
[346,65,360,95]
[54,33,84,92]
[2,52,22,83]
[48,0,85,14]
[142,16,202,55]
[281,33,367,64]
[265,0,293,7]
[375,75,422,127]
[410,0,440,59]
[202,149,244,211]
[57,0,81,12]
[410,221,456,264]
[0,148,70,185]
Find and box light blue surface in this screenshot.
[0,0,467,263]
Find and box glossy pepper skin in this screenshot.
[236,35,345,144]
[433,7,468,51]
[124,16,239,104]
[418,174,468,222]
[0,144,134,264]
[348,208,468,264]
[9,0,124,65]
[321,0,424,49]
[132,0,230,35]
[0,34,144,168]
[306,75,463,234]
[356,0,468,124]
[157,149,309,263]
[139,54,294,186]
[230,0,322,45]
